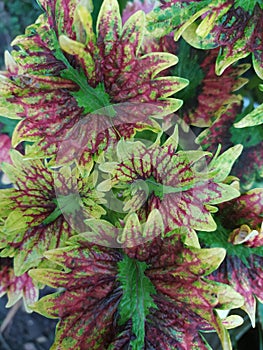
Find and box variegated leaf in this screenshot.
[30,244,122,350]
[73,209,164,248]
[10,14,66,76]
[199,190,263,326]
[147,0,263,78]
[99,139,239,232]
[235,102,263,128]
[0,257,38,312]
[2,74,81,157]
[213,3,263,78]
[210,251,263,328]
[30,230,243,350]
[54,103,162,166]
[208,144,243,183]
[197,101,263,189]
[183,49,249,127]
[59,0,188,111]
[0,150,105,275]
[12,0,91,76]
[122,0,177,54]
[3,0,188,161]
[122,0,156,24]
[146,0,213,39]
[37,0,86,38]
[0,134,11,165]
[219,188,263,230]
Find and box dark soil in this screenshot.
[0,291,57,350]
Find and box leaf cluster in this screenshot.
[0,0,263,349]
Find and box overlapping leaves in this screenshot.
[197,101,263,189]
[30,221,244,349]
[147,0,212,39]
[147,0,263,78]
[82,208,164,248]
[122,0,177,54]
[1,0,187,161]
[30,242,122,350]
[199,189,263,326]
[98,132,240,232]
[58,0,187,110]
[0,150,105,275]
[0,1,261,349]
[181,47,249,127]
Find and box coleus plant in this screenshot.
[0,0,262,349]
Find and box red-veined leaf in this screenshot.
[0,150,105,275]
[99,138,239,232]
[0,257,38,311]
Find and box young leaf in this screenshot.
[117,254,157,349]
[235,103,263,128]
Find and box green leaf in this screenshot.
[231,122,263,147]
[258,301,263,330]
[118,0,129,14]
[55,34,113,114]
[70,82,112,115]
[91,0,104,31]
[117,254,157,349]
[208,144,243,182]
[171,39,205,107]
[234,103,263,128]
[234,0,263,13]
[146,0,212,39]
[0,117,19,138]
[42,193,82,226]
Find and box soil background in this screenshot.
[0,291,57,350]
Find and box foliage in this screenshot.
[0,0,263,349]
[0,0,42,68]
